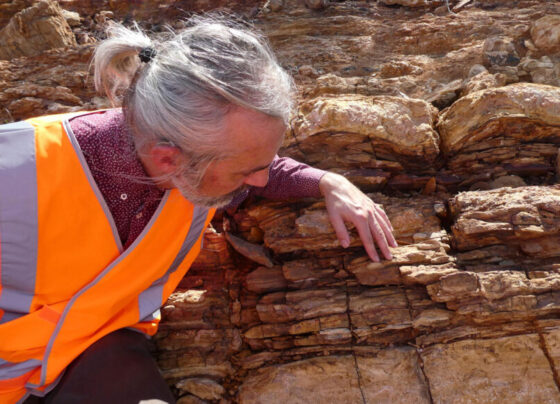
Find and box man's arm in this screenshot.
[248,156,397,262]
[250,155,324,199]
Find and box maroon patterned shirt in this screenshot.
[69,109,325,249]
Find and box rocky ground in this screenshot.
[2,0,560,402]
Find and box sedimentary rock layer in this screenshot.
[2,0,560,402]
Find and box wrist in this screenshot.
[319,172,342,196]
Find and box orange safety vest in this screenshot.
[0,113,215,403]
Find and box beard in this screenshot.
[171,175,250,209]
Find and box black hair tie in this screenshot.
[139,47,156,63]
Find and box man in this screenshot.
[0,16,396,403]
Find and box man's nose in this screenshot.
[243,169,270,187]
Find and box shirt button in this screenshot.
[120,193,128,200]
[135,212,143,219]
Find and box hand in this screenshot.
[319,172,397,262]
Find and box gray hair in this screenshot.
[93,16,294,183]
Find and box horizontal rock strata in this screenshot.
[438,84,560,186]
[157,184,560,401]
[2,0,560,402]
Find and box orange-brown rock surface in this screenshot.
[2,0,560,402]
[0,0,76,60]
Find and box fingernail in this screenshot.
[341,240,349,248]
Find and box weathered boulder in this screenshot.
[284,95,440,192]
[531,15,560,54]
[518,56,560,87]
[0,0,77,60]
[461,70,507,97]
[438,83,560,185]
[482,36,520,69]
[450,185,560,256]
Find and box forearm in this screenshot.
[251,156,326,200]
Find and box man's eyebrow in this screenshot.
[238,163,271,176]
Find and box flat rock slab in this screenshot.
[356,347,431,403]
[238,349,432,403]
[237,355,363,404]
[449,185,560,254]
[244,194,444,255]
[421,334,560,403]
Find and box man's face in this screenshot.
[172,107,286,208]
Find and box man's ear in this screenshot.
[147,143,184,176]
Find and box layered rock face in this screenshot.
[2,0,560,403]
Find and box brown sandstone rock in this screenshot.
[439,83,560,155]
[449,185,560,256]
[0,0,261,26]
[176,377,225,400]
[158,3,560,400]
[303,0,327,10]
[438,83,560,183]
[238,349,432,403]
[518,56,560,87]
[0,45,98,122]
[461,70,507,96]
[356,348,431,403]
[421,335,560,403]
[0,0,77,60]
[531,15,560,54]
[237,356,363,404]
[264,0,284,12]
[242,194,443,255]
[288,95,439,173]
[543,327,560,376]
[482,36,520,69]
[378,0,442,7]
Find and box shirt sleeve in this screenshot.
[250,155,326,199]
[222,156,327,211]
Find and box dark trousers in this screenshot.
[24,329,176,404]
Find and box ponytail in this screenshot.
[92,22,153,105]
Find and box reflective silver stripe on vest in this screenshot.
[139,308,160,323]
[137,205,210,321]
[0,121,39,323]
[0,357,40,380]
[62,120,123,253]
[33,192,172,388]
